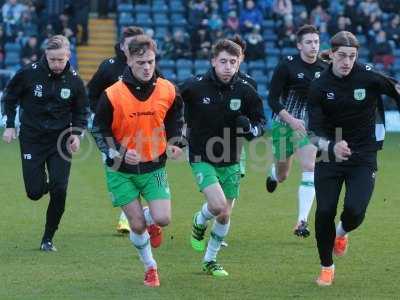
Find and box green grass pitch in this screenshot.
[1,131,399,299]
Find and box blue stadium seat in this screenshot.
[263,31,278,42]
[393,49,400,57]
[159,59,175,69]
[240,62,248,73]
[134,4,151,13]
[262,20,275,30]
[266,57,279,70]
[194,67,208,75]
[265,45,280,57]
[250,69,265,78]
[4,42,21,53]
[194,59,208,70]
[169,1,185,13]
[356,34,367,46]
[162,69,177,81]
[135,13,153,26]
[5,52,20,67]
[281,47,297,56]
[177,68,193,82]
[170,14,187,26]
[253,74,268,84]
[153,13,169,26]
[248,60,265,71]
[154,26,169,39]
[176,59,193,70]
[152,3,168,13]
[117,3,133,13]
[118,13,134,26]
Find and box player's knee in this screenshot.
[153,214,171,227]
[27,190,43,201]
[208,201,226,216]
[130,222,146,234]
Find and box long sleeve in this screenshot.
[92,92,120,155]
[1,69,25,128]
[244,87,266,141]
[164,86,184,145]
[267,61,290,114]
[374,72,400,109]
[71,77,89,130]
[87,63,110,112]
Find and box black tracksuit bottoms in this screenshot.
[19,135,71,241]
[314,161,376,267]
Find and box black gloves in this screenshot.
[236,115,251,134]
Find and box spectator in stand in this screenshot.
[208,12,223,33]
[221,0,240,18]
[244,26,264,61]
[2,0,27,42]
[191,25,211,59]
[258,0,274,17]
[72,0,89,45]
[225,10,240,34]
[367,19,382,45]
[277,17,296,48]
[240,0,263,34]
[0,26,5,68]
[52,10,77,44]
[310,4,330,29]
[161,32,175,59]
[188,0,209,31]
[21,35,41,65]
[386,15,400,48]
[343,0,362,33]
[172,29,191,59]
[294,10,309,29]
[358,0,382,18]
[272,0,293,22]
[371,30,395,70]
[328,15,352,36]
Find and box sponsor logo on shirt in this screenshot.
[60,88,71,99]
[327,92,335,100]
[297,73,304,79]
[229,98,241,111]
[315,72,321,78]
[34,84,43,97]
[354,89,366,101]
[202,97,211,104]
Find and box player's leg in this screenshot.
[122,199,160,287]
[141,167,172,248]
[293,143,317,238]
[314,163,344,286]
[202,164,239,277]
[266,121,294,192]
[334,165,376,257]
[19,138,49,201]
[190,162,225,252]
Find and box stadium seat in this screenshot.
[194,59,208,69]
[281,47,297,57]
[262,20,275,30]
[154,26,169,39]
[159,59,175,69]
[134,4,151,13]
[177,68,193,82]
[248,60,265,71]
[240,62,248,73]
[176,59,193,70]
[169,1,185,13]
[117,3,133,13]
[250,69,265,78]
[4,43,21,53]
[4,52,20,67]
[118,13,134,26]
[266,57,279,70]
[152,2,168,13]
[170,14,187,26]
[161,69,177,81]
[153,13,169,26]
[135,13,153,27]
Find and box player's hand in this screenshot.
[69,135,80,153]
[167,145,183,160]
[288,117,306,135]
[125,149,141,165]
[236,115,251,133]
[2,128,16,143]
[333,140,351,161]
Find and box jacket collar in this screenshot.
[121,66,157,101]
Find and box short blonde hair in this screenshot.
[45,35,70,51]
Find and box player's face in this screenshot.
[330,46,358,77]
[121,36,136,58]
[127,49,155,82]
[297,33,320,60]
[45,48,70,74]
[212,51,239,83]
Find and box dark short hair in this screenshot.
[127,34,157,57]
[211,39,241,58]
[228,34,246,53]
[296,24,319,43]
[120,26,145,44]
[330,31,360,52]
